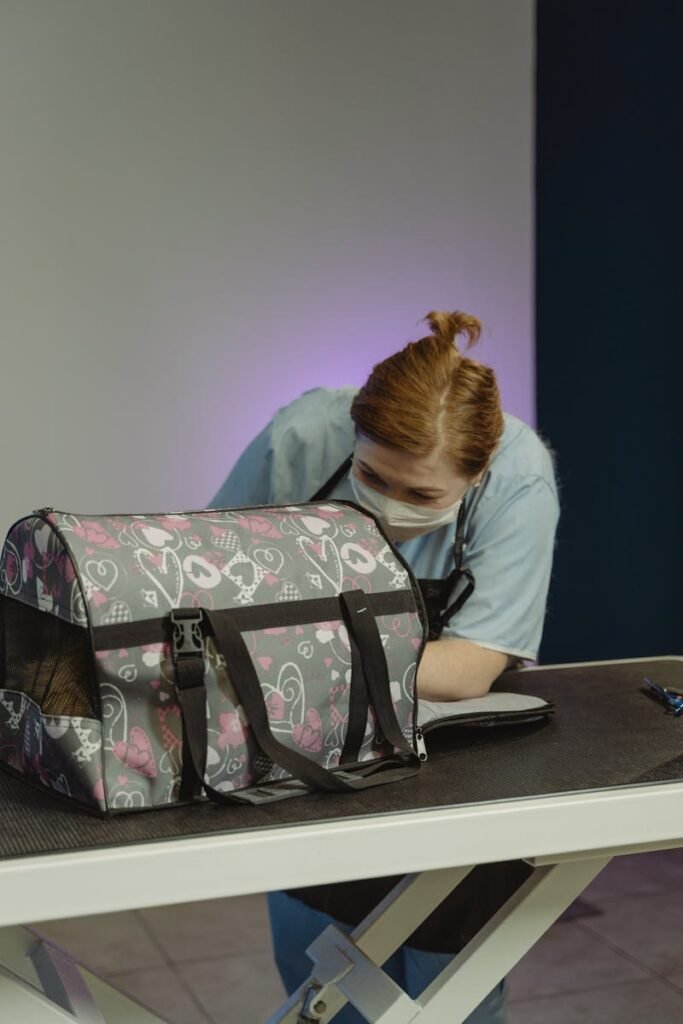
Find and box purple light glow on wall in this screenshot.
[198,270,533,507]
[1,1,533,527]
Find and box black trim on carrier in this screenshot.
[92,590,419,651]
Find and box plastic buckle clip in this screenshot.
[171,608,204,660]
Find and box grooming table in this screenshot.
[0,657,681,1023]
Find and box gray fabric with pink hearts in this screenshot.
[0,503,424,813]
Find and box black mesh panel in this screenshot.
[0,597,96,717]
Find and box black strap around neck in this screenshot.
[453,497,467,572]
[310,455,353,501]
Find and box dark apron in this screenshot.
[311,455,475,639]
[298,456,530,954]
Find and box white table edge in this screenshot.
[1,655,681,927]
[1,779,682,927]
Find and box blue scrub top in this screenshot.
[211,387,560,661]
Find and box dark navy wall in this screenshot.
[536,1,682,661]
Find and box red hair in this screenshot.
[350,311,504,478]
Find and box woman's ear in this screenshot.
[472,464,490,488]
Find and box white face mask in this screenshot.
[350,472,463,541]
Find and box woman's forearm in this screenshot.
[416,637,510,701]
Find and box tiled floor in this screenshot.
[30,849,683,1023]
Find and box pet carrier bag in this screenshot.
[0,503,427,814]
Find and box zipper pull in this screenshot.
[414,727,428,762]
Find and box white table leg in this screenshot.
[303,927,419,1023]
[268,856,611,1023]
[0,925,169,1023]
[268,865,474,1023]
[416,856,611,1023]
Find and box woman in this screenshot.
[211,311,559,1023]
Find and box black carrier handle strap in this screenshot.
[171,608,348,801]
[310,455,353,501]
[171,609,208,801]
[171,605,419,806]
[205,607,420,800]
[338,608,370,766]
[338,589,417,760]
[203,608,359,796]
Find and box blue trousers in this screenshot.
[267,892,507,1023]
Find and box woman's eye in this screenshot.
[363,469,382,484]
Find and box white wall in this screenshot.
[0,0,534,530]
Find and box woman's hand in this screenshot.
[416,637,511,701]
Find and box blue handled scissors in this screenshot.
[643,677,683,717]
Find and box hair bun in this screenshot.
[424,310,482,351]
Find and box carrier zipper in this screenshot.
[414,726,428,762]
[30,500,366,519]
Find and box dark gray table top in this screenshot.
[1,659,681,861]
